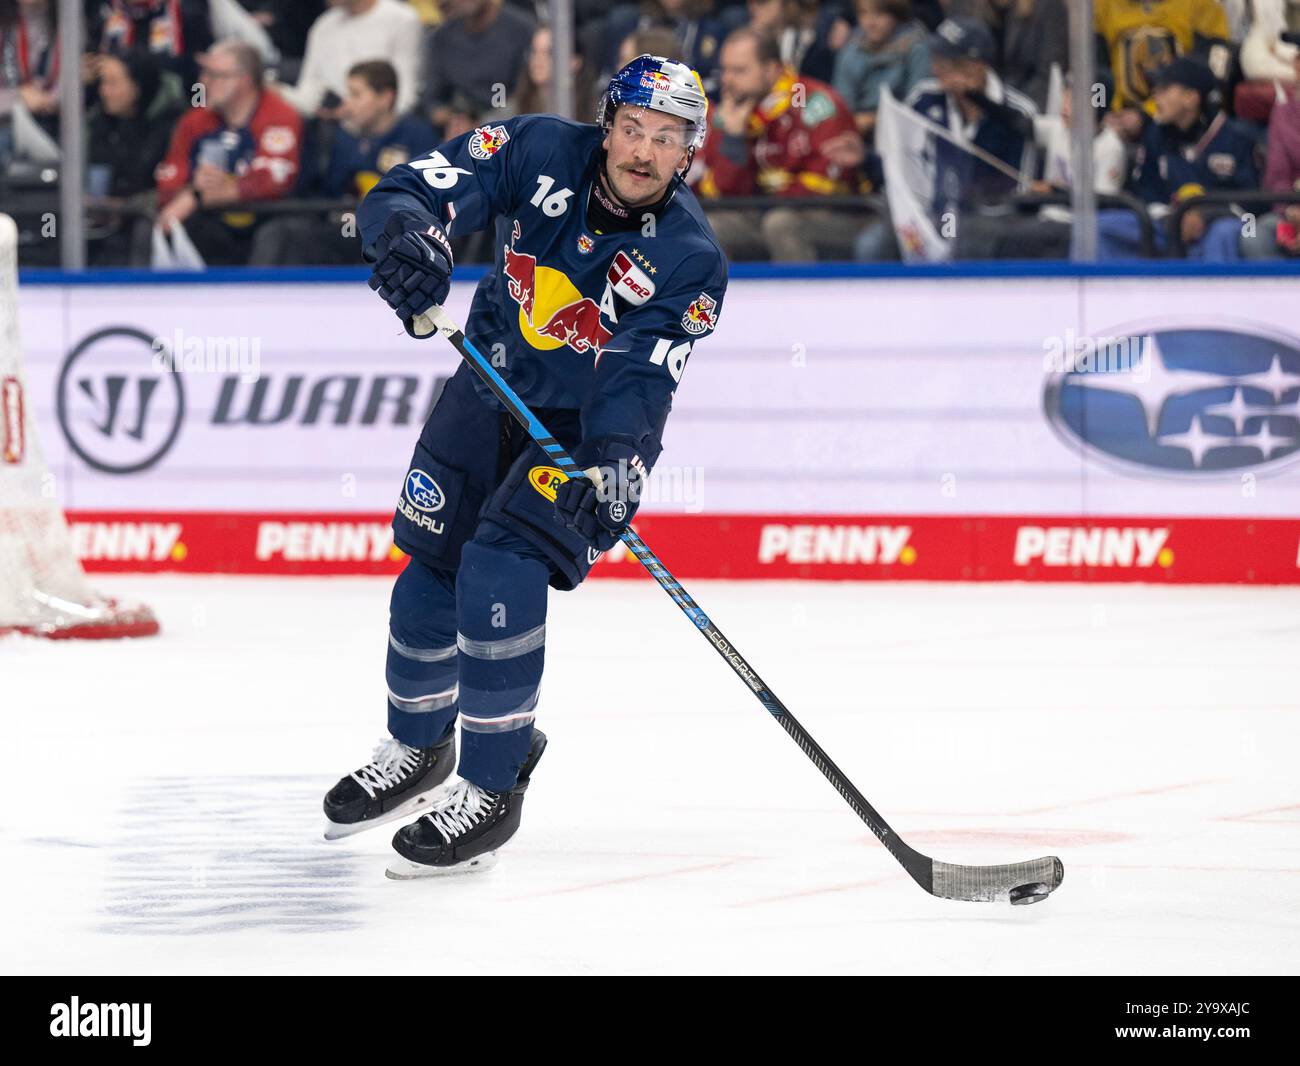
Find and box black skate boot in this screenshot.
[323,731,456,840]
[385,729,547,878]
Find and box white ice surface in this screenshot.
[2,576,1297,975]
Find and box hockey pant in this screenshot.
[383,364,604,792]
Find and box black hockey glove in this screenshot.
[554,439,650,552]
[367,211,454,338]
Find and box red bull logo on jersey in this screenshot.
[576,234,594,254]
[536,298,611,355]
[502,222,613,356]
[503,226,537,319]
[468,124,510,161]
[527,465,570,501]
[681,292,717,335]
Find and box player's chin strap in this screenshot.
[407,303,1065,907]
[670,151,693,194]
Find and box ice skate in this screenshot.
[385,729,547,878]
[323,731,456,840]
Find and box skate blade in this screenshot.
[384,852,499,880]
[323,789,442,841]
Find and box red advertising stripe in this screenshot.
[64,512,1300,584]
[66,513,405,576]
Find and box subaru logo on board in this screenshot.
[1044,323,1300,477]
[405,469,445,512]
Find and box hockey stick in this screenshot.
[414,305,1063,905]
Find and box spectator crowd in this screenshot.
[1,0,1299,265]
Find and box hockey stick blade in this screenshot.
[412,306,1064,906]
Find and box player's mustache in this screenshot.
[619,161,658,180]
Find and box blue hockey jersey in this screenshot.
[358,114,728,455]
[1128,110,1259,205]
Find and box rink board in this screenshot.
[60,509,1300,582]
[14,268,1300,583]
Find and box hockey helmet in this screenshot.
[597,54,709,152]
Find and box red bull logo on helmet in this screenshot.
[639,70,673,92]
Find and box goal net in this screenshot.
[0,214,159,639]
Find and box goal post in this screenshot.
[0,213,159,639]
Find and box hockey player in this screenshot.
[322,56,728,877]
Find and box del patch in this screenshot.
[607,250,655,305]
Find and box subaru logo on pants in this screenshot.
[405,469,446,512]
